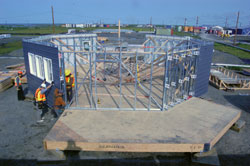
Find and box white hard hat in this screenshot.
[41,83,46,88]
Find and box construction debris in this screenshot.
[230,119,246,132]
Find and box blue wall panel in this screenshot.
[23,41,60,107]
[194,43,214,97]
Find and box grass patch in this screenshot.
[214,42,250,59]
[225,66,243,71]
[237,43,250,50]
[0,41,22,54]
[173,31,201,39]
[0,26,68,34]
[0,25,154,34]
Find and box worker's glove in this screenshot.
[51,81,54,85]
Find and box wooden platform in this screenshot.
[44,98,241,153]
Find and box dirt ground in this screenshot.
[1,36,250,165]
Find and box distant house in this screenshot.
[208,26,224,35]
[76,24,84,28]
[230,26,250,35]
[223,28,233,35]
[65,24,73,28]
[242,27,250,35]
[193,27,206,33]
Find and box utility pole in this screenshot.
[225,17,228,28]
[184,18,187,26]
[51,6,55,34]
[196,16,199,27]
[118,19,121,39]
[234,11,240,45]
[150,16,152,31]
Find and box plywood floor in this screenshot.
[44,98,240,152]
[73,78,164,110]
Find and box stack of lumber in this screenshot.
[3,63,27,83]
[5,63,25,70]
[0,71,27,84]
[0,63,27,92]
[97,36,108,41]
[0,76,13,92]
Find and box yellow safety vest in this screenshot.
[36,89,46,102]
[15,76,22,86]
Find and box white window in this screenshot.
[43,58,53,83]
[35,55,44,79]
[28,52,36,76]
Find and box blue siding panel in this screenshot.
[23,41,60,107]
[194,44,214,97]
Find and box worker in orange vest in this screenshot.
[65,69,75,102]
[35,80,53,123]
[15,71,26,101]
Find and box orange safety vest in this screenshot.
[65,75,75,88]
[35,88,46,102]
[14,76,22,86]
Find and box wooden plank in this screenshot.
[210,111,240,148]
[45,141,205,153]
[44,98,240,152]
[5,63,25,69]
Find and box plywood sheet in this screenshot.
[44,98,240,152]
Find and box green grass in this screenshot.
[237,43,250,50]
[0,41,22,54]
[225,66,243,71]
[173,31,201,39]
[0,26,68,34]
[0,25,154,34]
[214,42,250,59]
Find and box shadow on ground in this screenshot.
[1,153,250,166]
[224,95,250,113]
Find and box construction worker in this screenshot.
[53,88,66,118]
[35,80,53,123]
[65,69,75,102]
[15,71,26,101]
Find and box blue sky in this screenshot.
[0,0,250,27]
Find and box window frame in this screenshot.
[28,52,37,76]
[43,57,53,83]
[35,55,45,79]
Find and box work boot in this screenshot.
[37,119,44,123]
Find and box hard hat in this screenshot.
[40,83,46,88]
[18,71,23,75]
[65,69,71,76]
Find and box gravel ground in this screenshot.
[1,37,250,165]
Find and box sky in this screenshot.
[0,0,250,27]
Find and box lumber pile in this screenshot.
[0,71,27,84]
[210,67,250,90]
[5,63,25,70]
[97,36,108,41]
[0,63,27,92]
[0,76,13,92]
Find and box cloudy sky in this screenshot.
[0,0,249,27]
